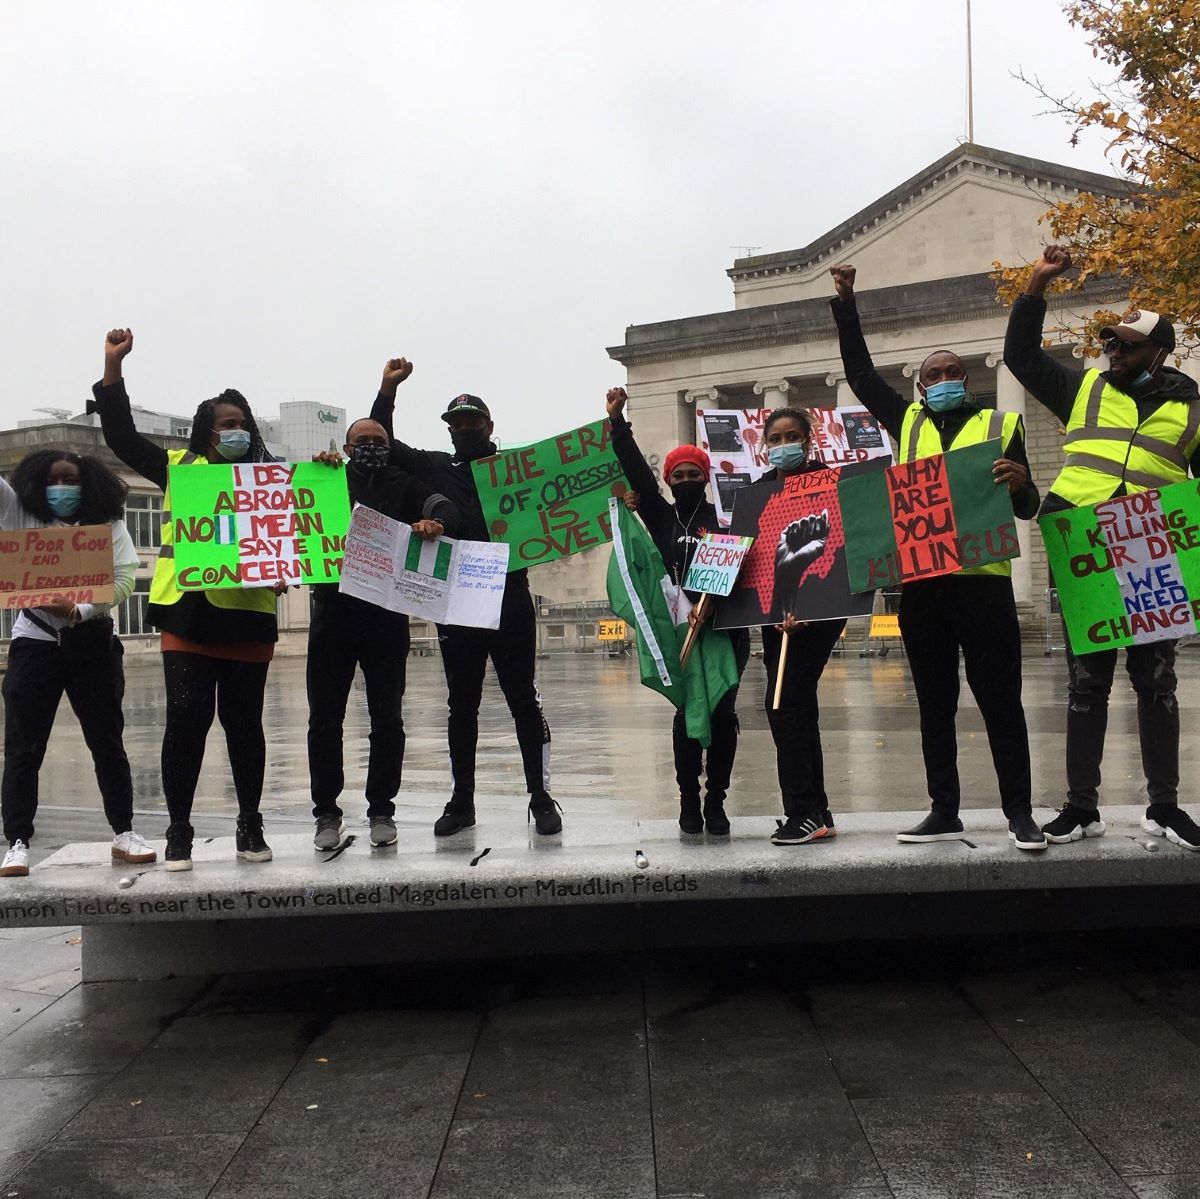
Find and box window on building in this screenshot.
[125,493,162,549]
[115,578,152,636]
[546,623,565,639]
[576,623,592,640]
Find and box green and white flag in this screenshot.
[605,497,739,747]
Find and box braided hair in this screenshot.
[188,389,274,462]
[10,450,128,524]
[763,406,813,438]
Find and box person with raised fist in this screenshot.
[1004,246,1200,850]
[605,385,750,836]
[90,329,283,872]
[369,360,559,837]
[829,264,1046,851]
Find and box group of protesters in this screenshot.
[2,246,1198,877]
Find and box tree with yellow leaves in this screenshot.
[993,0,1200,354]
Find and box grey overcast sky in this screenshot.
[2,0,1115,449]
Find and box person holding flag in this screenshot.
[1004,246,1200,850]
[829,265,1047,852]
[605,387,748,835]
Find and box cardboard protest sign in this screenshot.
[682,534,754,598]
[169,462,350,589]
[1040,482,1200,655]
[713,462,882,629]
[838,440,1019,593]
[472,420,628,569]
[696,406,892,527]
[339,504,509,629]
[0,525,114,610]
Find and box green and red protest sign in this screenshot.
[837,440,1019,592]
[1041,481,1200,655]
[169,462,350,589]
[472,420,628,569]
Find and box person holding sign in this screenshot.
[0,452,146,878]
[91,329,282,871]
[745,409,847,845]
[1005,247,1200,850]
[605,386,750,835]
[369,360,559,836]
[830,265,1047,851]
[308,418,461,851]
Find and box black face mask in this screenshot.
[450,429,493,461]
[350,443,390,473]
[669,480,707,513]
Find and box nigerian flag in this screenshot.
[605,497,739,747]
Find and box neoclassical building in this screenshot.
[565,141,1198,631]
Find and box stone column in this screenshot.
[752,379,791,412]
[990,355,1032,602]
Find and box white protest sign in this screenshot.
[696,406,891,527]
[682,533,755,598]
[338,505,509,629]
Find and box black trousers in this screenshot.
[672,629,751,805]
[2,635,134,846]
[438,582,550,803]
[161,650,269,828]
[898,575,1032,819]
[1063,633,1178,811]
[761,619,846,820]
[307,602,409,820]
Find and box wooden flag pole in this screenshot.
[771,630,790,711]
[679,593,710,669]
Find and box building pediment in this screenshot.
[727,144,1131,309]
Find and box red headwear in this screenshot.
[662,444,711,481]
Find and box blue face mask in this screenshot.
[767,443,809,471]
[214,429,252,461]
[923,380,967,412]
[46,485,82,519]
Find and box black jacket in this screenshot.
[609,413,721,595]
[369,391,529,590]
[1003,293,1200,514]
[831,296,1040,521]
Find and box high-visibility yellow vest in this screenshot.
[898,403,1021,579]
[1051,368,1200,505]
[149,449,277,615]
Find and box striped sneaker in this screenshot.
[770,816,829,845]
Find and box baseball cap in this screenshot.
[440,394,491,423]
[1099,309,1176,352]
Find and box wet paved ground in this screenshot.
[19,644,1200,858]
[3,647,1200,1196]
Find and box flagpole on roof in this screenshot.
[966,0,975,143]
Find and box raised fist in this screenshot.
[1034,245,1072,278]
[105,328,134,361]
[381,357,413,394]
[772,510,829,618]
[829,264,856,300]
[606,386,628,420]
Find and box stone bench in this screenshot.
[2,807,1196,981]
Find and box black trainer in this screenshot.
[1042,802,1105,843]
[703,799,730,836]
[897,812,964,843]
[528,794,562,835]
[434,801,476,837]
[236,815,273,863]
[1143,805,1200,851]
[770,815,829,845]
[1008,812,1048,851]
[164,822,193,873]
[679,794,703,834]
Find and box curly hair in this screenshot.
[188,389,274,461]
[10,450,128,524]
[763,406,813,439]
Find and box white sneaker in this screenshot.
[1,840,30,877]
[112,830,157,864]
